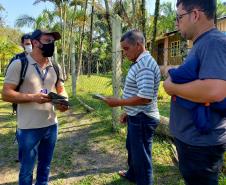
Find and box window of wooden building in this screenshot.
[171,40,181,57]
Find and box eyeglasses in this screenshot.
[176,11,194,22]
[176,10,204,22]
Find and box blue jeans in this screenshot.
[125,112,159,185]
[17,124,57,185]
[174,138,226,185]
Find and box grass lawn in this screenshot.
[73,75,171,118]
[0,75,225,185]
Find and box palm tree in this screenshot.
[151,0,160,53]
[77,0,88,77]
[157,2,176,34]
[0,4,5,26]
[216,0,226,18]
[15,9,57,29]
[104,0,112,38]
[131,0,136,26]
[113,0,132,28]
[33,0,70,79]
[15,15,36,28]
[88,0,95,77]
[141,0,146,40]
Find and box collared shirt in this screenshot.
[170,28,226,146]
[4,54,60,129]
[122,51,161,119]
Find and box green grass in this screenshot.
[0,75,225,185]
[0,76,4,87]
[69,75,171,119]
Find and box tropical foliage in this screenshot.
[0,4,22,75]
[1,0,226,76]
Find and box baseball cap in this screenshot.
[31,29,61,41]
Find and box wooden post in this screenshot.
[111,16,122,130]
[164,37,169,67]
[71,44,76,96]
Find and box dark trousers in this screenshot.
[174,138,226,185]
[17,124,57,185]
[126,113,159,185]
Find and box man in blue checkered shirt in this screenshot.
[104,29,161,185]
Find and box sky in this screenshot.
[3,0,226,33]
[1,0,54,33]
[0,0,176,33]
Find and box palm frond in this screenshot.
[15,15,36,28]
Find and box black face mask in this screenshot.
[40,42,55,57]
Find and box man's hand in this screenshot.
[55,104,69,112]
[119,113,127,124]
[103,97,120,107]
[32,93,51,104]
[163,76,175,96]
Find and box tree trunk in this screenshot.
[141,0,146,40]
[96,60,99,74]
[62,3,67,80]
[77,0,88,78]
[71,43,76,97]
[151,0,160,53]
[66,4,77,76]
[104,0,112,39]
[88,0,94,77]
[58,5,65,75]
[131,0,137,27]
[119,0,132,27]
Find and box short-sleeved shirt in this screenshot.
[170,28,226,146]
[4,54,62,129]
[122,51,161,119]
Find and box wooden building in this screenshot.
[152,16,226,75]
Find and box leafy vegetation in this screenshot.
[0,28,22,74]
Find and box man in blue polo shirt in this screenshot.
[164,0,226,185]
[104,29,161,185]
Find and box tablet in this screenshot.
[51,99,69,106]
[48,92,66,100]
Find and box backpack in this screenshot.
[5,52,26,76]
[7,56,60,114]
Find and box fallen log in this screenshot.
[76,97,94,112]
[156,116,172,138]
[157,116,178,165]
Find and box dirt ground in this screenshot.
[0,105,129,185]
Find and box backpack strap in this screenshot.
[5,57,17,76]
[5,52,26,76]
[11,56,29,114]
[15,57,29,91]
[52,62,63,87]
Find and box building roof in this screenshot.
[217,15,226,21]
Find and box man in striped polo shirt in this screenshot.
[104,30,161,185]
